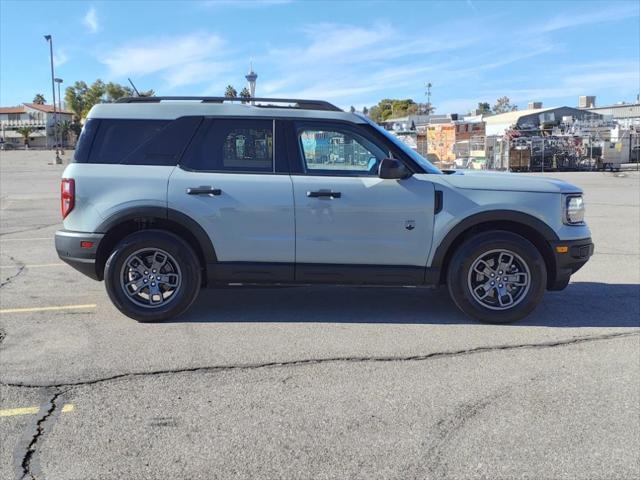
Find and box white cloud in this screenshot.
[53,49,69,67]
[164,61,233,88]
[261,22,478,105]
[102,33,225,77]
[83,7,99,33]
[100,33,233,90]
[534,3,638,33]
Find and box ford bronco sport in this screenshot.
[55,97,593,323]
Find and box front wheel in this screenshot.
[447,231,547,323]
[104,230,201,322]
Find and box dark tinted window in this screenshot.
[90,119,168,164]
[123,116,202,166]
[182,119,273,172]
[73,118,99,163]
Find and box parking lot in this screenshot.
[0,150,638,479]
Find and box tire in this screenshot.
[447,231,547,323]
[104,230,201,322]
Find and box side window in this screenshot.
[182,119,273,172]
[298,127,386,175]
[89,120,168,164]
[73,118,100,163]
[123,116,202,166]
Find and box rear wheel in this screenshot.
[104,230,201,322]
[447,231,546,323]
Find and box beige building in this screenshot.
[0,103,73,148]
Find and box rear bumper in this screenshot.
[55,230,104,280]
[548,237,594,290]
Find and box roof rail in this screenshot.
[115,96,342,112]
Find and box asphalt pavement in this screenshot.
[0,150,638,480]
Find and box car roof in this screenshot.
[87,97,366,123]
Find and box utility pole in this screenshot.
[425,82,432,114]
[424,82,432,158]
[44,35,61,164]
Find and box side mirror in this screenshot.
[378,158,411,179]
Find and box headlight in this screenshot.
[563,194,585,224]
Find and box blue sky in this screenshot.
[1,0,638,113]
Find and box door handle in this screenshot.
[307,191,341,199]
[186,186,222,196]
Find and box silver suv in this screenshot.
[55,96,593,323]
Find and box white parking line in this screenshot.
[0,304,96,314]
[0,404,74,417]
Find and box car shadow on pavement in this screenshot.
[173,282,640,328]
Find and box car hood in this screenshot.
[435,170,582,194]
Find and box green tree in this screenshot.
[419,102,435,115]
[368,105,382,122]
[16,126,34,146]
[239,87,251,98]
[32,93,46,105]
[476,102,491,114]
[64,79,148,135]
[224,85,238,98]
[492,96,518,114]
[367,99,418,123]
[105,82,134,102]
[64,81,89,123]
[362,106,369,116]
[85,80,106,111]
[350,106,356,113]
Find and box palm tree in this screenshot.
[55,121,71,147]
[225,85,237,98]
[16,126,34,148]
[239,87,251,103]
[33,94,46,105]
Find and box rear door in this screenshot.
[168,118,295,282]
[290,121,435,282]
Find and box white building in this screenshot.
[0,103,73,148]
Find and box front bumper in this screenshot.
[55,230,105,280]
[548,237,594,290]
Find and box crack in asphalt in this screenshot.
[1,331,637,389]
[19,390,64,480]
[0,256,25,288]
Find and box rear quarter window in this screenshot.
[89,119,169,164]
[74,117,202,166]
[73,118,99,163]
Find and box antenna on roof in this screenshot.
[128,78,141,97]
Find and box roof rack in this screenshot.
[115,96,342,112]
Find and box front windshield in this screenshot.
[364,117,442,174]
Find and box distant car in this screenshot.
[55,96,593,323]
[454,157,471,169]
[577,157,597,171]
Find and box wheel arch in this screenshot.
[95,207,216,282]
[432,210,558,289]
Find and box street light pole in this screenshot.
[44,35,61,163]
[55,78,63,150]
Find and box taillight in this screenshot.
[61,178,75,219]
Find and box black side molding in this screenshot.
[434,190,443,214]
